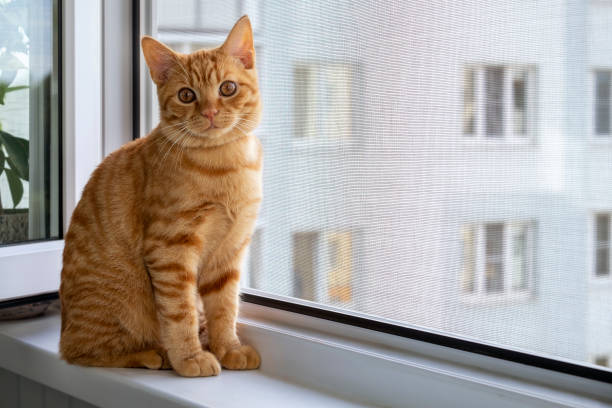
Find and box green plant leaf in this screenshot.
[6,85,28,93]
[0,130,28,180]
[0,82,8,105]
[5,168,23,208]
[0,147,5,173]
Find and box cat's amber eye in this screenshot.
[219,80,238,97]
[178,88,196,103]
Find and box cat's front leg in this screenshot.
[199,268,260,370]
[145,234,221,377]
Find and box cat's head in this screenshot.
[142,16,260,148]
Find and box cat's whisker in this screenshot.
[160,119,194,132]
[157,124,191,170]
[156,127,186,160]
[175,120,199,169]
[175,131,194,172]
[235,118,259,126]
[156,120,194,152]
[172,123,192,171]
[233,123,253,139]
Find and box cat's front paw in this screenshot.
[220,345,260,370]
[172,350,221,377]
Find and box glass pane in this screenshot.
[512,224,528,290]
[292,232,318,301]
[485,67,504,137]
[461,226,476,293]
[150,0,612,371]
[513,70,527,135]
[463,69,475,135]
[324,231,352,304]
[485,223,504,293]
[595,247,609,277]
[596,214,609,243]
[294,64,318,139]
[0,0,60,245]
[595,71,611,135]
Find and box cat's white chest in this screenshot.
[243,135,259,163]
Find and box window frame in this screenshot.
[462,64,537,144]
[589,211,612,283]
[240,290,612,388]
[460,221,535,303]
[0,0,99,302]
[0,0,135,303]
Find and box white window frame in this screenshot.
[0,0,132,302]
[588,211,612,283]
[461,221,534,304]
[238,293,611,407]
[462,64,537,144]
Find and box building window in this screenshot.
[294,63,353,139]
[594,213,611,277]
[595,71,611,136]
[463,65,535,139]
[462,222,534,296]
[292,230,353,304]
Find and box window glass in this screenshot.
[595,71,611,135]
[513,69,528,135]
[151,0,612,371]
[461,226,476,293]
[595,214,610,277]
[485,223,504,292]
[485,67,504,137]
[0,0,61,245]
[463,68,476,135]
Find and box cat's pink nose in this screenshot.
[202,108,218,122]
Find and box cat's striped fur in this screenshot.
[59,16,262,377]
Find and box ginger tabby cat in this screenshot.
[59,16,262,377]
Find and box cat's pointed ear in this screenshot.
[221,15,255,69]
[141,36,179,85]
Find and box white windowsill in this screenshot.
[0,303,610,408]
[0,311,367,408]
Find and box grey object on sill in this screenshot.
[0,209,29,245]
[0,298,59,321]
